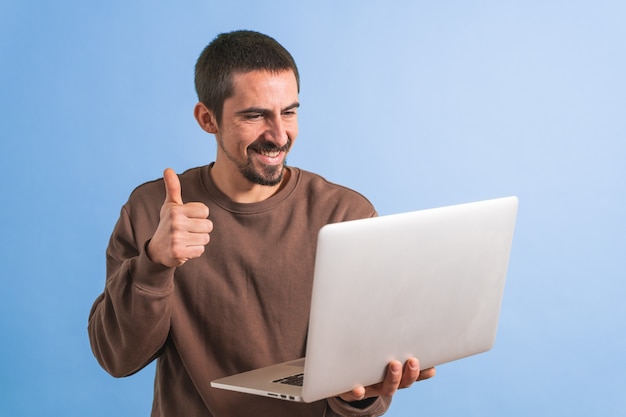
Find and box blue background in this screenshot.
[1,1,624,415]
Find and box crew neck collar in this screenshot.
[200,163,300,214]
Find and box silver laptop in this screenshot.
[211,196,519,403]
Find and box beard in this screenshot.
[220,137,292,186]
[240,158,287,186]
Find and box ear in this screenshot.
[194,102,219,134]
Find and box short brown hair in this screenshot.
[194,30,300,125]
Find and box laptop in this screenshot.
[211,196,519,403]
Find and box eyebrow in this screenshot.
[235,102,300,116]
[284,102,300,111]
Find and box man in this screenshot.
[88,30,434,417]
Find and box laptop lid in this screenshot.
[301,196,518,402]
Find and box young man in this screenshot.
[88,30,434,417]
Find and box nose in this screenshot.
[264,115,289,147]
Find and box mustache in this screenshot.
[248,139,292,153]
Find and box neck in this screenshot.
[209,163,290,203]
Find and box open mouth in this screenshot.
[249,140,291,163]
[259,148,281,158]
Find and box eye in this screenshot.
[243,113,263,120]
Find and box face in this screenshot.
[210,70,299,187]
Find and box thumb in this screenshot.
[163,168,183,205]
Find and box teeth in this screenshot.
[261,150,280,157]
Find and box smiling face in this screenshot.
[196,69,299,199]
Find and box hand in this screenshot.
[338,358,435,403]
[147,168,213,267]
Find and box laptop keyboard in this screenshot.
[272,373,304,387]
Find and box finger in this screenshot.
[379,360,403,396]
[183,202,211,220]
[417,367,436,381]
[182,230,211,248]
[339,385,367,402]
[187,217,214,235]
[399,358,421,388]
[163,168,183,205]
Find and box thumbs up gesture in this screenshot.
[147,168,213,268]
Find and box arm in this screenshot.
[88,169,212,376]
[88,205,176,377]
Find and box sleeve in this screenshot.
[326,396,392,417]
[88,204,175,377]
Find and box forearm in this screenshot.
[326,396,392,417]
[88,239,175,377]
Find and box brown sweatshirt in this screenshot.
[88,164,392,417]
